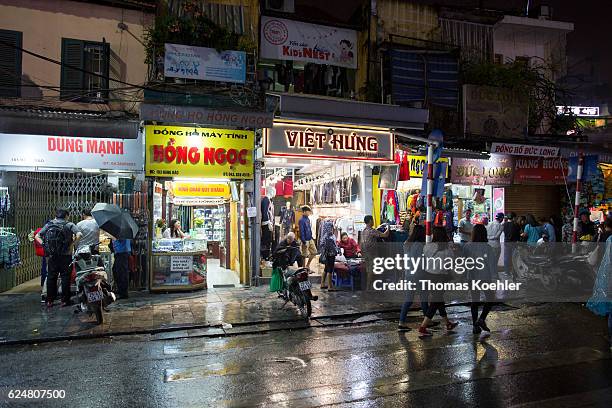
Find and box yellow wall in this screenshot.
[230,201,240,272]
[372,175,381,226]
[0,0,153,113]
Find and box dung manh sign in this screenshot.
[264,123,394,162]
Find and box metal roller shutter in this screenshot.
[504,185,562,219]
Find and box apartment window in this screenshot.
[60,38,109,102]
[0,29,23,97]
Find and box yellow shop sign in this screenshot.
[407,155,449,178]
[145,125,254,179]
[172,182,230,198]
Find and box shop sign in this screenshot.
[0,132,143,171]
[492,188,505,215]
[170,256,192,272]
[407,155,449,178]
[513,157,568,185]
[490,143,559,158]
[264,124,393,162]
[451,154,514,186]
[463,85,528,139]
[140,104,274,128]
[556,106,600,117]
[172,182,230,198]
[260,16,357,69]
[173,197,225,206]
[560,148,612,165]
[145,125,254,179]
[164,43,246,84]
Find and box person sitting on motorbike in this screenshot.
[274,232,304,268]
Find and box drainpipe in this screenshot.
[571,152,584,252]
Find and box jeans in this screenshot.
[504,242,516,278]
[47,255,72,303]
[399,281,429,323]
[470,286,497,323]
[40,257,47,287]
[113,253,129,297]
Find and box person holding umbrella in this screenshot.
[91,203,139,300]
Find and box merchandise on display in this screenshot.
[0,227,20,270]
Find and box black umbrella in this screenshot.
[91,203,139,240]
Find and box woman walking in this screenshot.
[398,225,428,331]
[319,222,338,291]
[464,224,498,334]
[586,217,612,348]
[417,227,459,336]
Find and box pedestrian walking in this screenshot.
[298,206,317,268]
[521,214,541,244]
[464,224,498,334]
[33,219,50,303]
[458,209,474,243]
[359,215,390,290]
[503,212,521,280]
[487,212,504,268]
[417,227,458,336]
[319,225,338,291]
[586,217,612,348]
[35,208,81,307]
[112,238,131,299]
[76,207,100,252]
[398,225,433,331]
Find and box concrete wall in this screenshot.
[0,0,154,113]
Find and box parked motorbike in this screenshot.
[73,245,115,324]
[272,247,318,319]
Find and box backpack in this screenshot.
[33,227,45,257]
[43,220,72,256]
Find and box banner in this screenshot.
[567,155,599,182]
[451,154,514,186]
[264,123,393,162]
[513,157,568,185]
[260,16,357,69]
[491,142,559,158]
[164,43,246,84]
[145,125,254,179]
[407,155,449,178]
[140,104,274,128]
[0,133,143,171]
[464,85,528,139]
[171,182,230,198]
[420,163,447,197]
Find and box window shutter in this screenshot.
[0,29,22,97]
[60,38,85,100]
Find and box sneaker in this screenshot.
[477,319,490,332]
[472,325,482,334]
[40,294,46,304]
[418,326,432,337]
[397,323,412,332]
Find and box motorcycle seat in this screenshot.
[283,267,309,278]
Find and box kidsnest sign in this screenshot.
[145,125,254,179]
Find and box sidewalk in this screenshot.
[0,286,411,345]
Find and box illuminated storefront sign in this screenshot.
[451,154,515,186]
[145,125,254,179]
[406,155,449,178]
[556,106,600,117]
[171,182,230,198]
[264,123,394,162]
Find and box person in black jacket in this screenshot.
[503,212,521,281]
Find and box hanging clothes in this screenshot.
[399,152,410,181]
[0,232,20,269]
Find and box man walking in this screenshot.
[359,215,390,290]
[112,238,131,299]
[487,212,504,270]
[35,208,81,307]
[503,212,521,281]
[299,206,317,268]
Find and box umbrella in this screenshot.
[91,203,139,240]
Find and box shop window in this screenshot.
[60,38,110,103]
[0,29,22,97]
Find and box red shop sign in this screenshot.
[513,157,568,185]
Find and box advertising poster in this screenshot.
[451,154,514,186]
[164,43,246,83]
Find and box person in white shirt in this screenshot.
[486,212,504,270]
[458,209,474,243]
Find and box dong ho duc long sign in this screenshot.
[0,133,143,171]
[144,125,254,179]
[264,123,394,162]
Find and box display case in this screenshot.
[150,237,208,291]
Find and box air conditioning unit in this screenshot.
[539,5,552,20]
[265,0,295,13]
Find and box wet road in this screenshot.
[0,303,611,407]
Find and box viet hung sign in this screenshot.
[164,43,246,84]
[0,133,143,171]
[264,123,394,162]
[260,16,357,69]
[145,125,254,179]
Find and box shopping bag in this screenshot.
[269,267,284,292]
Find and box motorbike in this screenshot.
[73,244,115,324]
[272,246,318,319]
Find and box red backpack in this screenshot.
[34,227,45,257]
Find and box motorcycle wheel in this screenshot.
[512,249,529,279]
[296,290,312,319]
[94,303,103,325]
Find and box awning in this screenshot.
[269,93,428,130]
[0,108,139,139]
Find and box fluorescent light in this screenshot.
[82,168,101,173]
[172,177,230,183]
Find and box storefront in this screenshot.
[0,124,144,292]
[144,124,254,292]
